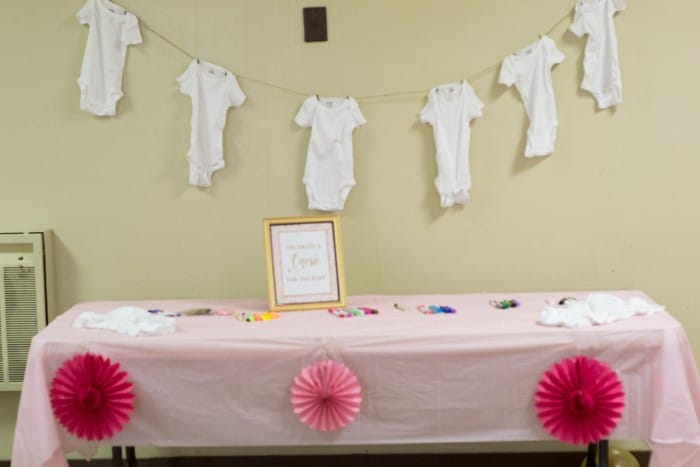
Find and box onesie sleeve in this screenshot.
[545,37,566,67]
[294,96,317,128]
[498,57,517,87]
[611,0,626,12]
[227,74,246,107]
[76,0,95,25]
[464,83,484,120]
[176,62,194,96]
[419,90,436,125]
[350,98,366,129]
[122,13,143,45]
[569,3,586,37]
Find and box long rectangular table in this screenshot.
[11,291,700,466]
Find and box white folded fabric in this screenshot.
[73,306,176,336]
[539,293,664,328]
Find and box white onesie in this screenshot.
[570,0,625,109]
[419,81,484,207]
[295,96,366,211]
[499,36,565,157]
[76,0,142,116]
[177,60,246,187]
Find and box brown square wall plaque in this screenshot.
[303,7,327,42]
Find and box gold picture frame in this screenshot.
[263,215,346,311]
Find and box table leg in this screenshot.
[586,443,597,467]
[126,446,137,466]
[598,439,609,467]
[111,446,123,467]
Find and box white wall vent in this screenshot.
[0,231,53,391]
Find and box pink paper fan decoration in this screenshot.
[535,355,624,445]
[50,353,135,441]
[290,360,362,432]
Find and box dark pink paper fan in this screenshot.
[535,355,624,445]
[50,353,135,441]
[290,360,362,432]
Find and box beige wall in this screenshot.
[1,0,698,459]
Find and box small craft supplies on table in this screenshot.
[13,291,700,467]
[489,299,520,309]
[417,305,456,314]
[328,307,378,318]
[392,303,457,314]
[148,307,212,317]
[236,310,281,322]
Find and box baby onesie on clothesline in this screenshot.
[499,36,565,158]
[295,96,366,211]
[76,0,142,116]
[177,60,246,187]
[570,0,625,109]
[419,80,484,208]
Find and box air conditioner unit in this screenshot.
[0,231,54,390]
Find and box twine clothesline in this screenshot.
[128,2,577,103]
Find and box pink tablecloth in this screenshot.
[11,291,700,466]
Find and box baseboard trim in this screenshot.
[1,451,651,467]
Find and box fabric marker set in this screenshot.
[148,308,211,317]
[417,305,457,315]
[393,303,458,314]
[489,299,520,310]
[148,307,281,323]
[328,307,379,318]
[235,311,281,322]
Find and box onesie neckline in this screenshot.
[195,60,228,80]
[315,96,350,111]
[513,36,547,58]
[578,0,606,11]
[100,0,128,17]
[435,81,465,105]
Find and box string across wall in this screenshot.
[126,2,578,103]
[77,0,624,197]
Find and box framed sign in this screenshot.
[263,215,346,311]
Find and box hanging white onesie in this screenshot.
[570,0,625,109]
[295,96,366,211]
[177,60,246,187]
[76,0,142,116]
[499,36,565,157]
[419,81,484,208]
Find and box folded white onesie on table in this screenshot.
[538,293,663,328]
[73,306,176,336]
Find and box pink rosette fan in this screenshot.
[50,353,135,441]
[290,360,362,432]
[535,355,624,445]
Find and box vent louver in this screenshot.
[0,231,50,390]
[3,266,38,383]
[0,299,3,383]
